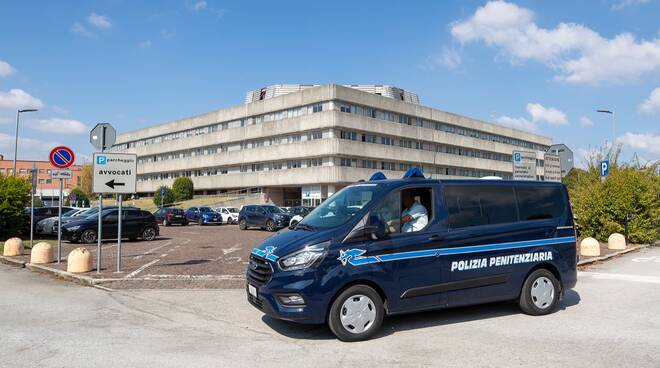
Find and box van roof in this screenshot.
[361,177,564,188]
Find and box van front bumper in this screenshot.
[246,269,328,325]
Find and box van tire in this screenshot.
[239,219,247,230]
[519,269,560,315]
[328,285,384,342]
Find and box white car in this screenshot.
[215,207,239,224]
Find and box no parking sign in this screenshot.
[49,146,75,169]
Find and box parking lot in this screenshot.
[25,224,272,289]
[2,246,659,367]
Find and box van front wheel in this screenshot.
[328,285,384,342]
[519,269,560,315]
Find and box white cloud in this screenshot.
[618,132,660,156]
[493,102,568,132]
[87,13,112,29]
[436,47,462,69]
[0,89,44,111]
[493,115,539,132]
[0,132,60,161]
[450,1,660,84]
[579,116,594,127]
[526,103,567,125]
[26,118,90,135]
[639,87,660,114]
[193,1,207,11]
[50,105,69,114]
[612,0,650,11]
[0,60,16,77]
[70,22,94,38]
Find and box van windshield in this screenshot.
[299,184,382,228]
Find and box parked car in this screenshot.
[153,207,188,226]
[238,205,292,232]
[280,207,292,213]
[185,206,222,225]
[287,206,315,227]
[36,208,84,235]
[22,206,75,234]
[62,208,159,244]
[215,207,239,224]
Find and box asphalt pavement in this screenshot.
[1,247,659,368]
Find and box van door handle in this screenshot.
[428,235,442,241]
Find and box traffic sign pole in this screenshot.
[97,194,102,273]
[30,163,36,248]
[116,194,123,273]
[57,178,63,263]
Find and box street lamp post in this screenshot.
[13,108,39,176]
[596,109,616,160]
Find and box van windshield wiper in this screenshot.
[295,223,316,231]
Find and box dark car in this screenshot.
[22,206,75,234]
[62,208,159,244]
[238,205,292,232]
[185,206,222,225]
[154,207,188,226]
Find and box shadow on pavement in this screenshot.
[262,289,581,341]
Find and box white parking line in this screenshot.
[126,259,160,278]
[579,271,660,284]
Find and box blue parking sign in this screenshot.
[600,160,609,177]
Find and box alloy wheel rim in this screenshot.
[340,294,377,334]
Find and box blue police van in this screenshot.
[247,169,577,341]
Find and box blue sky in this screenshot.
[1,0,659,166]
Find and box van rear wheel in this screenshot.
[519,269,560,315]
[328,285,384,342]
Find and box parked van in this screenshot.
[247,169,577,341]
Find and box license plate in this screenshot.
[248,284,257,297]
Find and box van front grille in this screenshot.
[247,254,273,287]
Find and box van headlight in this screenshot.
[278,243,328,271]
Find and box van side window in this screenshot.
[444,185,517,228]
[516,186,564,220]
[370,187,433,234]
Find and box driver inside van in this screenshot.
[401,191,428,232]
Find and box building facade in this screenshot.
[547,144,574,178]
[113,84,554,206]
[0,154,83,203]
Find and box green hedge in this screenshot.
[564,163,660,244]
[0,176,31,238]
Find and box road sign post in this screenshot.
[30,163,37,249]
[90,123,117,151]
[97,193,102,273]
[93,152,137,273]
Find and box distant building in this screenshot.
[113,84,556,207]
[547,144,574,177]
[0,155,83,204]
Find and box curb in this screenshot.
[578,243,650,267]
[25,263,122,289]
[0,255,27,268]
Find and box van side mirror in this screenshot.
[365,215,386,240]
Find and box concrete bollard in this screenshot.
[3,237,23,257]
[580,237,601,257]
[30,242,54,264]
[608,233,626,250]
[67,247,92,273]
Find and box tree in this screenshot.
[0,176,31,238]
[172,177,194,201]
[79,165,93,199]
[66,188,89,207]
[153,186,176,207]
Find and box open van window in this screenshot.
[300,184,382,228]
[370,187,433,234]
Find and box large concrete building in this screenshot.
[112,84,554,206]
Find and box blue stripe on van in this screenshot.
[340,236,576,266]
